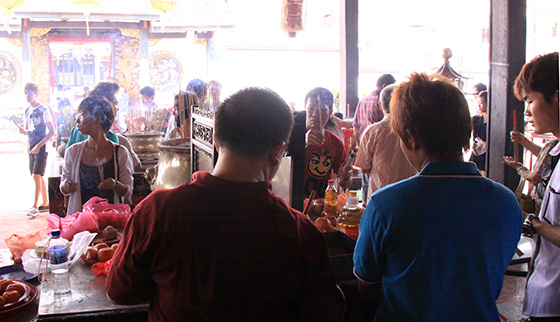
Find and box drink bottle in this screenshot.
[322,179,338,217]
[337,190,364,239]
[49,229,71,295]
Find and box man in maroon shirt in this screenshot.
[106,87,344,322]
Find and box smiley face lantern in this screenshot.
[307,149,333,178]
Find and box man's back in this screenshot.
[107,171,340,322]
[354,162,522,321]
[355,116,416,201]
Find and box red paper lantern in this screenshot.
[281,0,305,37]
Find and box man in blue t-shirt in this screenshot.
[353,73,522,321]
[21,82,54,217]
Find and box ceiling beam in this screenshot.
[30,21,142,30]
[15,12,159,21]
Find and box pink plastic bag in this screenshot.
[82,197,131,229]
[46,212,99,241]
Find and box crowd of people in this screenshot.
[18,51,559,321]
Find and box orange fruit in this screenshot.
[6,283,25,296]
[3,290,20,303]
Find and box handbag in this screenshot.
[515,177,535,214]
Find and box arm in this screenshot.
[531,217,560,248]
[354,127,373,175]
[106,205,156,304]
[501,156,542,185]
[330,115,352,129]
[30,121,54,154]
[511,131,542,156]
[60,145,78,195]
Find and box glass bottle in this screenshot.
[322,179,338,217]
[49,229,71,294]
[337,190,364,239]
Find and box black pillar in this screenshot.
[339,0,359,117]
[488,0,526,190]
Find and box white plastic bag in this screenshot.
[22,231,97,274]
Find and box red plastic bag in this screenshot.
[82,197,131,229]
[91,259,113,275]
[5,231,42,264]
[46,212,99,241]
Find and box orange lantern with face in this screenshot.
[307,149,333,178]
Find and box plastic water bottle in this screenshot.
[49,229,71,295]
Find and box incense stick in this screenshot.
[96,157,104,182]
[513,109,519,162]
[9,115,24,133]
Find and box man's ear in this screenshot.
[401,130,418,151]
[213,133,220,153]
[268,142,284,166]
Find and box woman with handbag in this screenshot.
[60,96,134,216]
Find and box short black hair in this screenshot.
[215,87,293,158]
[78,96,115,134]
[139,86,155,98]
[304,87,333,110]
[376,74,396,89]
[24,82,38,94]
[186,78,207,102]
[472,83,487,94]
[90,81,119,104]
[514,52,559,103]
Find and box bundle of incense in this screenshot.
[513,109,519,162]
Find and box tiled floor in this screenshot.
[0,151,529,321]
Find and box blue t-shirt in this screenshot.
[66,126,119,151]
[353,161,522,321]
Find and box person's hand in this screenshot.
[473,137,487,156]
[522,214,537,237]
[337,153,354,187]
[98,178,117,190]
[510,131,526,144]
[502,156,524,170]
[29,145,40,154]
[305,128,324,147]
[62,179,77,194]
[529,214,545,231]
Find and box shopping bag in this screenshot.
[82,197,131,229]
[5,231,42,264]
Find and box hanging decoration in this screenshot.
[0,0,25,34]
[0,0,25,17]
[71,0,102,36]
[281,0,305,38]
[150,0,180,31]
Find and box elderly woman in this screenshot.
[60,96,134,216]
[353,73,522,321]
